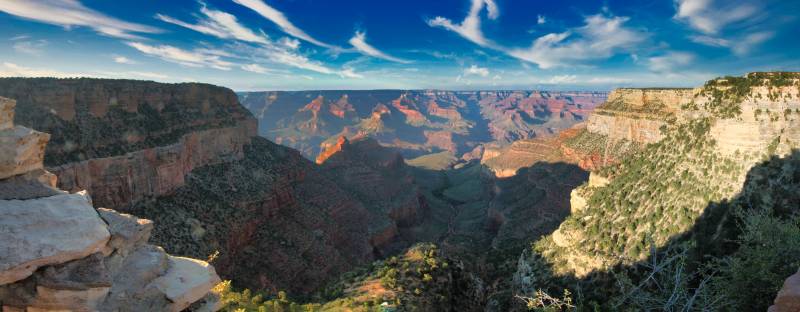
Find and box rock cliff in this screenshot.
[1,78,257,210]
[513,72,800,285]
[0,97,220,312]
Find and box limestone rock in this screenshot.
[151,256,222,312]
[0,193,110,285]
[0,97,13,130]
[0,169,63,200]
[97,208,153,257]
[770,269,800,312]
[0,253,111,311]
[570,188,587,213]
[0,126,49,179]
[101,245,171,312]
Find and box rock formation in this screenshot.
[0,97,221,311]
[238,90,606,159]
[513,72,800,283]
[770,269,800,312]
[1,78,257,210]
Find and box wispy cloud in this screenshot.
[509,14,647,69]
[674,0,757,35]
[463,65,489,77]
[0,0,159,39]
[348,31,411,63]
[156,4,268,44]
[0,62,87,78]
[126,42,234,70]
[241,63,270,74]
[12,39,47,55]
[151,3,365,78]
[427,0,499,47]
[689,31,775,56]
[128,71,169,79]
[675,0,775,55]
[647,51,695,72]
[232,0,333,48]
[113,55,136,64]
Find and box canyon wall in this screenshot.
[1,78,257,209]
[586,88,694,144]
[513,72,800,283]
[0,97,220,312]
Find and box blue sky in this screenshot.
[0,0,798,91]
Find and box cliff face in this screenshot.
[0,97,220,312]
[586,88,693,144]
[513,72,800,282]
[239,90,606,160]
[2,78,257,209]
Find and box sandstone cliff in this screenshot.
[0,97,220,312]
[514,72,800,285]
[1,78,257,210]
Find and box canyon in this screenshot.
[238,90,606,161]
[2,73,799,311]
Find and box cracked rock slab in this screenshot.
[0,193,110,285]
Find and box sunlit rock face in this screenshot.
[238,90,607,160]
[0,96,221,312]
[512,72,800,284]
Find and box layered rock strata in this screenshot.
[2,78,257,210]
[0,97,221,312]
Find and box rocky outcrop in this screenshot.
[316,135,348,164]
[3,78,257,210]
[586,88,693,144]
[0,97,220,312]
[770,269,800,312]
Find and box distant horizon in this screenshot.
[2,0,798,91]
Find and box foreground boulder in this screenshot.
[0,97,221,311]
[770,269,800,312]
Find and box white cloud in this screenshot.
[0,62,88,78]
[509,14,647,69]
[339,68,363,79]
[427,0,499,47]
[156,5,268,44]
[0,0,159,39]
[126,42,234,70]
[128,71,169,79]
[348,31,411,63]
[113,56,136,64]
[12,40,47,55]
[689,31,774,56]
[464,65,489,77]
[537,15,546,25]
[647,51,695,72]
[232,0,333,48]
[9,34,29,41]
[674,0,758,35]
[279,37,300,49]
[241,63,270,74]
[544,75,577,84]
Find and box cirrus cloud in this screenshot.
[0,0,159,39]
[348,31,411,64]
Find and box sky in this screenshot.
[0,0,798,91]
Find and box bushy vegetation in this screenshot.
[561,129,640,163]
[214,243,482,312]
